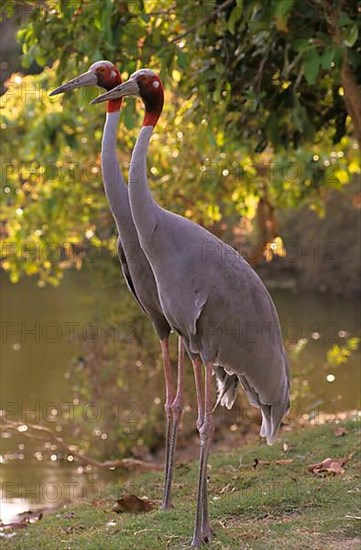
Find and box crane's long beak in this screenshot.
[49,70,98,96]
[91,79,140,104]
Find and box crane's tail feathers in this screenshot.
[213,366,239,412]
[239,352,290,445]
[260,398,290,445]
[260,412,268,438]
[213,351,290,443]
[261,351,290,445]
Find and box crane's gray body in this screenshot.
[101,111,170,340]
[129,126,290,443]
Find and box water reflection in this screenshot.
[0,458,121,523]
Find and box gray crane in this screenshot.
[93,69,290,547]
[50,61,185,510]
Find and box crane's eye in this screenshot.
[140,75,149,83]
[98,67,106,73]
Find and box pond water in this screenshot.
[1,269,360,522]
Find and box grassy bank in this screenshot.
[2,420,360,549]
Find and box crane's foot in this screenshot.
[190,524,213,547]
[202,521,213,543]
[161,499,172,511]
[190,534,210,547]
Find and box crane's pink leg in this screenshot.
[160,338,175,510]
[162,337,185,510]
[191,362,215,547]
[191,357,212,541]
[192,357,205,431]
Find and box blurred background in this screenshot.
[1,0,360,521]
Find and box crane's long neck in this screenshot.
[128,125,159,240]
[101,110,133,233]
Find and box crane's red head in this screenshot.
[88,61,122,112]
[88,61,121,91]
[91,68,164,126]
[50,60,123,113]
[130,69,164,126]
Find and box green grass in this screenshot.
[2,420,360,549]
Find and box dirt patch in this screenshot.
[318,537,361,549]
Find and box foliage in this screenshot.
[327,337,360,368]
[0,0,360,283]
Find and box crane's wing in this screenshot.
[190,275,209,334]
[117,239,147,315]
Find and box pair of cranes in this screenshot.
[50,62,290,547]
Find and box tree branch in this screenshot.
[1,419,161,473]
[170,0,236,44]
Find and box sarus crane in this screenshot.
[50,61,186,510]
[93,69,290,547]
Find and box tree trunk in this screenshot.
[340,53,361,147]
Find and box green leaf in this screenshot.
[207,128,217,147]
[1,3,15,22]
[177,49,188,70]
[321,46,337,70]
[274,0,295,31]
[347,337,360,351]
[123,105,135,130]
[344,24,358,48]
[274,0,295,20]
[303,48,321,85]
[21,52,32,69]
[338,13,353,26]
[293,39,310,52]
[227,4,243,35]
